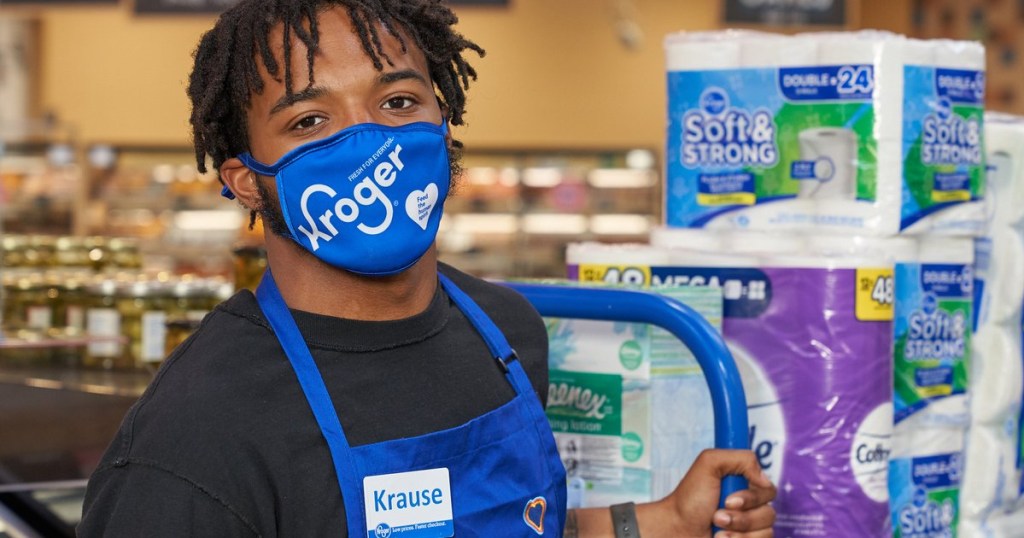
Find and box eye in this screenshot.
[382,96,416,110]
[293,115,326,131]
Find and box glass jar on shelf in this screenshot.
[2,235,28,268]
[108,237,143,269]
[6,274,54,332]
[54,236,92,269]
[116,279,172,370]
[85,236,109,271]
[59,273,90,335]
[23,235,57,269]
[169,276,215,324]
[83,278,128,370]
[2,274,23,330]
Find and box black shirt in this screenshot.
[78,263,549,537]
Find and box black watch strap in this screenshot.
[610,502,640,538]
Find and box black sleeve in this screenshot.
[79,461,259,538]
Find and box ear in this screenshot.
[437,103,454,147]
[220,157,262,210]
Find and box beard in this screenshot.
[251,175,293,237]
[251,143,464,240]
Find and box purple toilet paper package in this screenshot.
[570,261,895,537]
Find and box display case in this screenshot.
[0,140,80,237]
[81,144,243,276]
[439,147,660,278]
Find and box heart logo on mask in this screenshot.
[405,182,439,231]
[522,496,546,535]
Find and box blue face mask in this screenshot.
[228,121,450,276]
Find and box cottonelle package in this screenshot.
[569,235,896,537]
[542,280,721,508]
[959,113,1024,538]
[663,31,986,236]
[888,238,973,538]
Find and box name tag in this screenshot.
[363,468,454,538]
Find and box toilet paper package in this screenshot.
[664,30,882,233]
[900,41,987,236]
[888,427,965,538]
[888,239,973,538]
[568,238,895,537]
[893,241,974,428]
[958,114,1024,537]
[544,284,722,508]
[663,31,985,236]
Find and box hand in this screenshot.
[638,449,776,538]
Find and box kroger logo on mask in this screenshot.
[236,121,451,276]
[297,143,405,250]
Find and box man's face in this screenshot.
[244,8,447,235]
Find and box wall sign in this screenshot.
[724,0,846,26]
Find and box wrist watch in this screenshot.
[610,502,640,538]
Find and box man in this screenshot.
[80,1,776,536]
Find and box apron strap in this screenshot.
[437,273,540,401]
[438,273,516,369]
[255,271,364,538]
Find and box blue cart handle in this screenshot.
[503,283,750,506]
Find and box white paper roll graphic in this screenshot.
[797,128,858,200]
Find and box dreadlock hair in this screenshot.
[187,0,484,227]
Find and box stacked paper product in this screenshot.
[664,30,986,236]
[543,282,722,509]
[888,237,973,538]
[958,113,1024,537]
[567,235,898,537]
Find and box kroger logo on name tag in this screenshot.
[363,468,454,538]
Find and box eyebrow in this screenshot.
[267,69,429,117]
[379,69,429,87]
[269,85,329,116]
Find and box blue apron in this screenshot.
[256,271,567,537]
